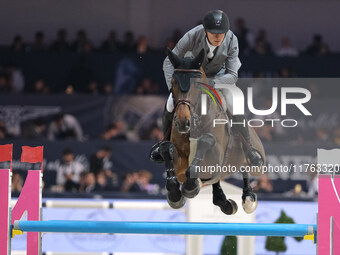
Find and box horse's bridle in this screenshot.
[173,68,202,111]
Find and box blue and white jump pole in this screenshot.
[13,220,316,237]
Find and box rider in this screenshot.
[150,9,263,166]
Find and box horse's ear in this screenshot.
[167,48,181,68]
[192,48,205,69]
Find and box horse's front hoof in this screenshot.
[214,198,238,215]
[181,180,200,198]
[167,193,186,209]
[242,195,258,214]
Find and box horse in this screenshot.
[159,48,266,215]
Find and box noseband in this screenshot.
[173,69,202,110]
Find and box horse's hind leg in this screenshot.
[159,141,186,209]
[212,181,238,215]
[182,133,216,198]
[241,172,258,214]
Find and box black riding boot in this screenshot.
[232,115,264,167]
[149,106,173,163]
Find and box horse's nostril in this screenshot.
[185,119,190,127]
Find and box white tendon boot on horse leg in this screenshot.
[241,172,258,214]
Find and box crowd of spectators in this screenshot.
[10,143,321,199]
[0,110,165,143]
[250,168,319,200]
[7,29,159,54]
[11,145,160,196]
[3,19,333,56]
[0,113,138,141]
[234,18,331,56]
[54,146,123,193]
[0,19,335,95]
[11,157,319,199]
[0,63,25,93]
[0,17,335,87]
[251,114,340,146]
[0,60,163,95]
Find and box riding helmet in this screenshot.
[203,10,229,34]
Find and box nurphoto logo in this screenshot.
[198,80,312,128]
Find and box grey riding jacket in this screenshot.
[163,25,242,90]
